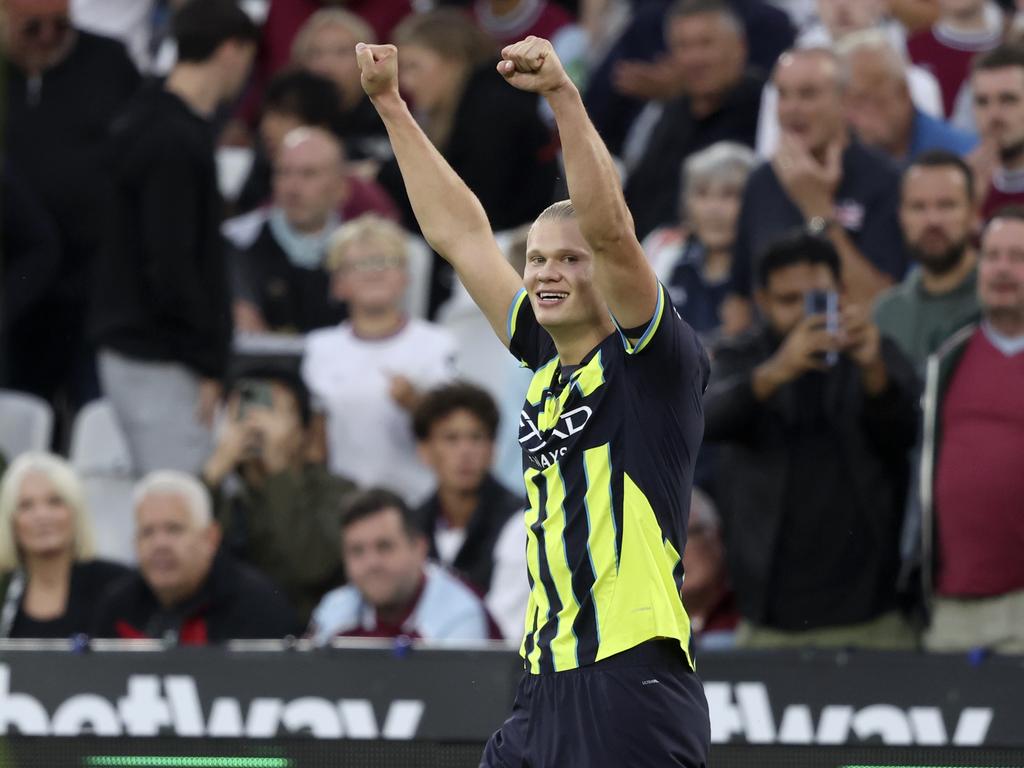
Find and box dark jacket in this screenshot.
[625,70,764,240]
[917,321,978,608]
[212,465,356,624]
[379,62,558,234]
[0,560,129,639]
[91,83,232,378]
[3,30,140,306]
[415,474,524,596]
[704,326,919,628]
[228,222,347,334]
[93,552,300,643]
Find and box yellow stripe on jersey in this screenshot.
[526,357,559,407]
[583,445,619,639]
[594,472,694,670]
[531,351,606,431]
[544,465,581,671]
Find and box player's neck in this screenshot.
[549,322,615,366]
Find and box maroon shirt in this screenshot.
[907,26,1000,118]
[936,329,1024,597]
[981,179,1024,222]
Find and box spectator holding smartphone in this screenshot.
[202,368,356,624]
[704,230,919,649]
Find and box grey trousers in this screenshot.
[924,590,1024,654]
[98,349,212,476]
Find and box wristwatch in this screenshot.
[807,215,836,236]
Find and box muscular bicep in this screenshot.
[594,236,661,331]
[444,238,525,348]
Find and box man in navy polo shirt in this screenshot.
[728,47,908,327]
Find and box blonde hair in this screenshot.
[133,471,212,528]
[292,8,376,64]
[326,214,408,272]
[391,9,494,69]
[534,199,577,224]
[0,452,96,571]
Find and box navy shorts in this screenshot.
[480,640,710,768]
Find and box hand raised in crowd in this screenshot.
[840,303,889,395]
[497,36,572,95]
[247,403,303,476]
[203,394,259,487]
[773,134,842,221]
[355,43,399,100]
[752,313,839,400]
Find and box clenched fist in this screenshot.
[497,36,572,95]
[356,42,399,100]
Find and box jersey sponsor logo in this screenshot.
[519,405,593,468]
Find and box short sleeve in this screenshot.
[506,288,552,371]
[615,283,710,394]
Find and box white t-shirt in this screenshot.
[302,319,456,504]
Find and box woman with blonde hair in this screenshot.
[291,9,390,162]
[377,9,557,237]
[0,453,128,638]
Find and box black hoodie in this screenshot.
[91,83,231,378]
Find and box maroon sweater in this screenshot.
[936,329,1024,597]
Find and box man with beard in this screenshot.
[972,45,1024,220]
[874,151,980,370]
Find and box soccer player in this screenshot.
[357,36,711,767]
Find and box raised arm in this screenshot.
[356,43,523,344]
[499,37,658,330]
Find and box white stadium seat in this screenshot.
[0,389,54,460]
[69,399,137,564]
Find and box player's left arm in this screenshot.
[499,37,659,331]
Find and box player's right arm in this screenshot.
[356,43,523,346]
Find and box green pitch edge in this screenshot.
[84,757,291,768]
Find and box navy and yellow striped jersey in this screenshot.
[507,283,709,674]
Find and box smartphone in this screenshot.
[237,378,274,419]
[804,289,839,367]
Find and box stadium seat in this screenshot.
[0,389,54,460]
[69,399,137,564]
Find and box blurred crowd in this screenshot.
[0,0,1022,656]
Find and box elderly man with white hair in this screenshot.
[93,471,298,643]
[839,30,977,164]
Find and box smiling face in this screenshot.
[330,236,408,313]
[13,471,75,560]
[342,508,427,611]
[524,218,607,333]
